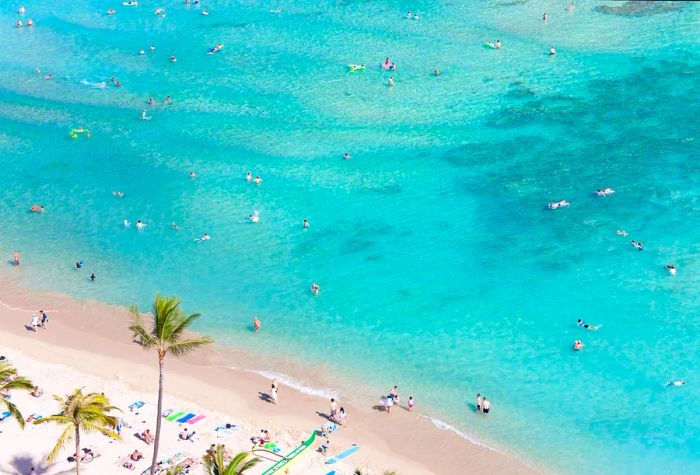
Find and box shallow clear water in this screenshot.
[1,0,700,472]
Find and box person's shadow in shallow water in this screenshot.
[258,392,273,403]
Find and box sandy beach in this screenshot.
[0,278,535,475]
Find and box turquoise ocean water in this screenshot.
[1,0,699,472]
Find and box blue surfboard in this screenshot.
[325,444,359,464]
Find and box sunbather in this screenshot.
[130,450,143,461]
[31,386,43,397]
[142,429,155,444]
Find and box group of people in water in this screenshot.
[15,5,34,28]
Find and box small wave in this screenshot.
[425,416,498,451]
[80,80,107,88]
[246,369,338,399]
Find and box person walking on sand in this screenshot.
[330,398,338,421]
[338,407,347,425]
[476,393,482,413]
[253,316,261,332]
[40,310,49,329]
[482,397,491,415]
[271,383,278,405]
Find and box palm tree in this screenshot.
[203,445,261,475]
[34,389,120,475]
[129,294,213,475]
[0,360,34,427]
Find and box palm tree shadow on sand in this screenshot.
[2,455,72,475]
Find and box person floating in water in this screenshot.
[246,172,252,182]
[496,40,502,49]
[195,233,210,242]
[344,152,351,160]
[310,282,320,295]
[30,205,44,213]
[140,110,151,120]
[189,171,196,178]
[253,176,262,185]
[667,379,684,387]
[549,46,556,55]
[388,76,394,87]
[136,220,147,230]
[433,69,440,76]
[665,264,677,276]
[573,340,584,351]
[249,213,260,223]
[631,240,643,251]
[616,229,628,237]
[577,319,600,331]
[303,219,310,229]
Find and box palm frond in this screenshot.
[46,424,74,462]
[1,399,26,428]
[1,375,34,392]
[167,336,214,357]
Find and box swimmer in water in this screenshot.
[136,220,146,230]
[164,96,172,104]
[123,219,131,228]
[189,171,196,178]
[76,260,83,270]
[148,98,155,105]
[414,13,419,20]
[108,9,117,14]
[171,222,180,230]
[568,2,574,12]
[246,172,252,182]
[113,191,124,198]
[496,40,502,49]
[631,240,643,251]
[665,264,677,276]
[616,229,628,237]
[344,152,351,160]
[150,45,155,51]
[170,56,177,63]
[667,379,685,387]
[390,62,396,71]
[406,11,411,19]
[140,110,151,120]
[26,19,33,27]
[253,316,261,332]
[248,213,260,223]
[19,6,26,14]
[388,76,394,87]
[303,219,310,229]
[254,176,262,185]
[202,9,208,15]
[16,20,23,28]
[310,283,320,295]
[139,49,145,55]
[90,272,96,282]
[30,205,44,213]
[572,340,584,351]
[433,69,440,76]
[549,47,556,55]
[195,233,210,242]
[383,58,390,70]
[577,319,600,331]
[543,12,548,22]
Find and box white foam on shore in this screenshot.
[425,416,499,452]
[245,369,339,400]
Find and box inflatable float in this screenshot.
[208,44,223,54]
[260,431,316,475]
[348,64,365,71]
[484,42,496,49]
[122,1,138,5]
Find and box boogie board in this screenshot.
[325,444,359,464]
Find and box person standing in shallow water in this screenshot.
[482,397,491,414]
[476,393,482,413]
[253,316,261,332]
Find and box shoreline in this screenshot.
[0,277,537,474]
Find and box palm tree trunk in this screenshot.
[150,354,165,475]
[75,426,81,475]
